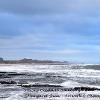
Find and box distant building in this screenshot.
[20,58,33,63]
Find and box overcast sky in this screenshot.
[0,0,100,63]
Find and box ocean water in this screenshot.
[0,64,100,100]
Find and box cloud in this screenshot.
[0,31,100,63]
[0,0,100,15]
[0,1,100,63]
[0,13,23,38]
[1,11,100,39]
[0,0,70,15]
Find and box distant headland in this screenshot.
[0,57,69,65]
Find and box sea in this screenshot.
[0,64,100,100]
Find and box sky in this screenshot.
[0,0,100,63]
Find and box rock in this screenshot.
[0,81,16,84]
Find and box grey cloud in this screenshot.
[0,0,100,15]
[0,0,70,15]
